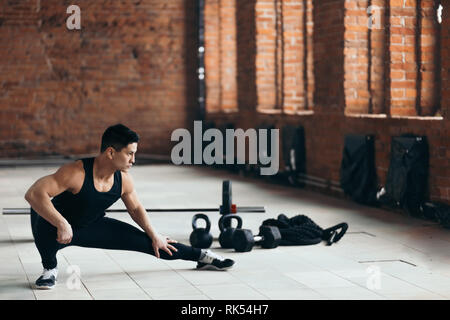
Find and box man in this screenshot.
[25,124,234,289]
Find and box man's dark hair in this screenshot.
[101,124,140,152]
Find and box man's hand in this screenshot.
[151,234,178,259]
[57,220,73,244]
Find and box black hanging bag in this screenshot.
[340,134,378,205]
[383,135,429,217]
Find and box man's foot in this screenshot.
[35,268,58,289]
[196,249,235,271]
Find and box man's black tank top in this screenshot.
[51,157,122,228]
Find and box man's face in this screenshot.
[112,143,137,171]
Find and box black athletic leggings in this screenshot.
[30,209,202,270]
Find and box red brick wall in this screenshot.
[204,0,221,112]
[254,0,278,111]
[0,0,198,157]
[313,0,346,111]
[205,0,450,204]
[204,0,237,113]
[344,0,441,116]
[344,0,384,114]
[235,0,257,113]
[443,0,449,119]
[1,0,448,204]
[207,0,315,114]
[247,0,315,113]
[281,0,314,113]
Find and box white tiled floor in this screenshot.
[0,164,449,300]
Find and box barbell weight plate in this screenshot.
[259,226,282,249]
[220,180,234,229]
[221,180,232,215]
[232,228,254,252]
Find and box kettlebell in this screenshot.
[189,213,213,248]
[218,214,243,249]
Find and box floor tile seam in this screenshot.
[348,231,438,259]
[308,244,436,274]
[281,270,353,299]
[3,216,37,300]
[165,260,221,300]
[204,270,274,300]
[357,257,450,286]
[60,254,95,300]
[325,268,394,300]
[381,270,450,299]
[336,269,448,299]
[327,255,450,299]
[376,229,450,249]
[312,285,389,300]
[102,250,154,300]
[176,274,214,299]
[16,255,38,300]
[164,260,272,300]
[277,256,389,299]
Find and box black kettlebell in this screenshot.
[218,214,243,249]
[189,213,213,248]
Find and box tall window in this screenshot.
[344,0,443,118]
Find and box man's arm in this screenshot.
[121,172,178,258]
[24,161,83,244]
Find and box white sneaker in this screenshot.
[196,250,235,271]
[35,268,58,289]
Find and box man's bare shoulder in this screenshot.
[55,160,84,175]
[53,160,85,191]
[120,170,135,195]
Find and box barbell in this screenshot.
[2,180,265,218]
